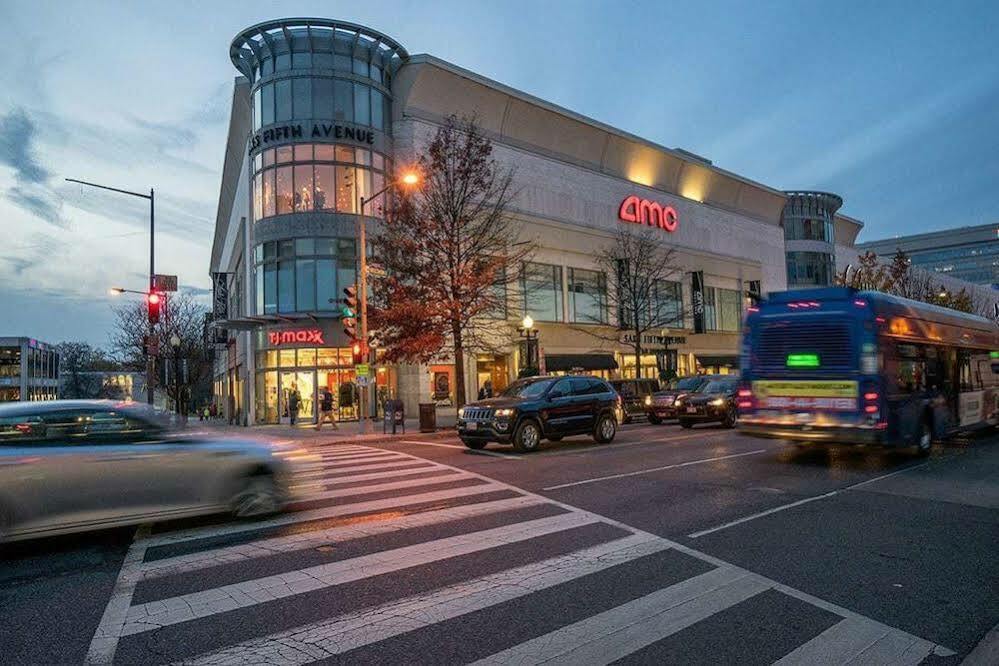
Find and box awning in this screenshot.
[695,354,739,368]
[544,353,619,372]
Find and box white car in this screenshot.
[0,400,312,543]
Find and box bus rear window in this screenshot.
[756,319,854,373]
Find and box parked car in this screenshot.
[675,376,741,428]
[608,378,660,423]
[646,375,714,424]
[0,400,311,543]
[457,375,623,452]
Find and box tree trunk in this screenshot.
[634,326,643,379]
[453,324,467,410]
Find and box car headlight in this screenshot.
[644,395,652,406]
[674,399,683,408]
[458,408,466,419]
[710,398,725,406]
[494,408,515,417]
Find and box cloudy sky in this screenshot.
[2,0,997,347]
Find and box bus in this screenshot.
[737,287,999,454]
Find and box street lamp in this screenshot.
[518,315,539,371]
[354,171,421,432]
[70,177,156,405]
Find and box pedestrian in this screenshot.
[478,379,493,401]
[316,387,338,431]
[288,384,300,426]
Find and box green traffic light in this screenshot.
[341,305,355,318]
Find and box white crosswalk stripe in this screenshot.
[86,443,955,665]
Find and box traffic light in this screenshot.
[342,284,358,340]
[147,292,161,324]
[351,342,364,365]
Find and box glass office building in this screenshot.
[857,223,999,287]
[0,337,59,402]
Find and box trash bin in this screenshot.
[418,403,436,433]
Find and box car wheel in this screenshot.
[513,420,542,453]
[593,414,617,444]
[648,414,662,425]
[462,438,487,450]
[722,406,737,429]
[679,419,694,429]
[231,473,282,519]
[915,418,932,457]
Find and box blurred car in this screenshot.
[675,376,741,429]
[608,378,660,423]
[457,375,622,452]
[646,375,714,424]
[0,400,310,543]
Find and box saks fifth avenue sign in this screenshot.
[621,332,687,349]
[618,195,679,232]
[267,329,325,346]
[249,123,375,153]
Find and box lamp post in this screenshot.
[355,171,420,432]
[518,315,539,373]
[70,178,155,405]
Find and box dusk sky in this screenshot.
[2,0,997,347]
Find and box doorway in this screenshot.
[280,371,315,425]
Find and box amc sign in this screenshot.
[267,329,325,346]
[619,195,679,232]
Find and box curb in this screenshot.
[963,623,999,665]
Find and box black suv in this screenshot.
[457,376,623,452]
[675,376,740,429]
[608,378,660,423]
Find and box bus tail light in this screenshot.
[863,384,881,424]
[737,385,754,411]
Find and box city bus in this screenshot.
[737,287,999,454]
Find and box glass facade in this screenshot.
[568,268,607,324]
[784,217,834,243]
[254,238,357,315]
[786,251,835,287]
[252,143,391,221]
[252,76,389,132]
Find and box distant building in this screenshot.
[0,337,60,402]
[59,370,147,402]
[857,223,999,287]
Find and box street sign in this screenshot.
[367,263,386,278]
[153,274,178,292]
[356,376,371,386]
[356,363,370,377]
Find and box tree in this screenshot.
[836,251,893,292]
[583,227,687,379]
[56,341,116,399]
[370,115,533,409]
[109,291,213,412]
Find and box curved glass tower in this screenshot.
[781,191,842,288]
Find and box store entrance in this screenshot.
[318,368,359,421]
[280,371,315,425]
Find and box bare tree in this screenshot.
[370,115,533,409]
[56,341,116,398]
[109,291,213,411]
[582,227,687,379]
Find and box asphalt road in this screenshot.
[2,420,996,665]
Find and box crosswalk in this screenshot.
[87,444,955,665]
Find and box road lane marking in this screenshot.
[542,449,768,490]
[473,568,768,665]
[687,461,931,538]
[138,496,548,579]
[138,483,514,548]
[181,535,667,666]
[299,458,434,478]
[321,467,455,486]
[121,512,601,635]
[84,524,150,665]
[399,440,523,459]
[304,473,483,502]
[535,429,737,456]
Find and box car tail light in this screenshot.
[14,423,32,433]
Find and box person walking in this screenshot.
[478,379,493,401]
[316,387,338,431]
[288,384,301,426]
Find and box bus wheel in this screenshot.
[916,419,932,456]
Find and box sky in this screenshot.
[1,0,997,347]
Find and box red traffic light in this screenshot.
[147,292,162,324]
[351,342,364,365]
[147,292,161,304]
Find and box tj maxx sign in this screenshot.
[267,329,325,346]
[618,195,679,232]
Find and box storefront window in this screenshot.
[251,143,391,221]
[522,262,564,322]
[569,267,607,324]
[716,288,741,332]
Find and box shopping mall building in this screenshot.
[209,18,864,425]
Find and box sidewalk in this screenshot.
[190,413,457,444]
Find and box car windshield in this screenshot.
[668,377,703,391]
[702,380,735,394]
[501,378,557,398]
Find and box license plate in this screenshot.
[687,407,697,414]
[466,422,478,430]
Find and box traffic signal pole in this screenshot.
[66,178,156,405]
[358,196,369,434]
